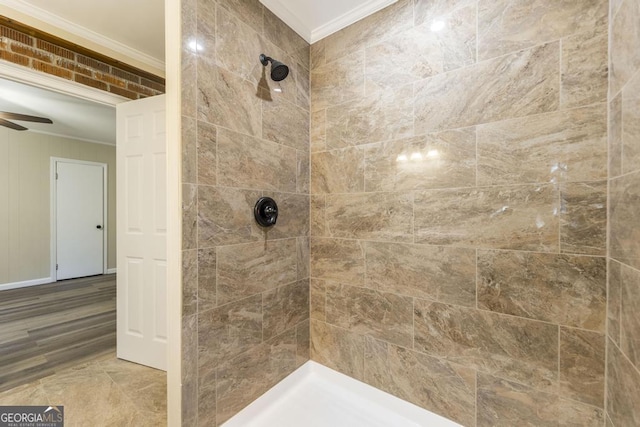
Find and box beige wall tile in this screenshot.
[478,250,606,331]
[561,27,608,108]
[263,9,309,72]
[310,195,326,236]
[263,99,310,152]
[182,116,197,184]
[216,329,297,425]
[197,295,262,368]
[415,42,560,134]
[216,0,263,32]
[415,301,558,389]
[217,128,297,193]
[326,283,413,347]
[326,87,414,149]
[310,109,326,152]
[413,0,476,27]
[217,239,297,306]
[560,327,605,407]
[477,373,604,427]
[365,242,476,306]
[477,104,607,185]
[609,93,623,178]
[197,186,262,247]
[197,247,216,313]
[322,0,413,63]
[311,238,365,285]
[364,337,476,426]
[478,0,607,60]
[311,51,364,111]
[181,314,198,426]
[365,128,476,192]
[263,280,309,340]
[365,5,476,95]
[325,192,413,242]
[310,39,325,70]
[296,236,309,280]
[182,183,197,250]
[196,121,217,186]
[610,171,640,270]
[296,150,309,194]
[622,71,640,174]
[310,319,364,380]
[621,264,640,369]
[182,250,198,318]
[260,192,309,239]
[610,0,640,96]
[608,260,623,346]
[197,66,262,137]
[560,181,607,255]
[296,320,310,367]
[311,147,364,194]
[310,279,326,321]
[414,184,560,251]
[607,339,640,426]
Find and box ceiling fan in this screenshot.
[0,111,53,131]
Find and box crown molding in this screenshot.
[259,0,311,43]
[310,0,397,43]
[0,0,165,74]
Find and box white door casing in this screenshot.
[54,159,106,281]
[117,94,167,371]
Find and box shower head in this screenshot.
[260,54,289,82]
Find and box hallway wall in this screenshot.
[309,0,609,425]
[0,130,116,285]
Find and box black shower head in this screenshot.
[260,54,289,82]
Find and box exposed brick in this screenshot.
[95,72,126,88]
[111,67,140,83]
[32,60,72,79]
[140,77,165,92]
[0,50,30,66]
[56,58,93,76]
[0,25,32,45]
[76,54,110,73]
[127,81,156,97]
[37,39,74,60]
[108,85,138,100]
[74,74,108,91]
[10,42,52,63]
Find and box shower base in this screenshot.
[223,360,462,427]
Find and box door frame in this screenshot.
[50,157,109,281]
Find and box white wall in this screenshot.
[0,128,116,284]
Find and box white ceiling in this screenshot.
[260,0,397,43]
[0,78,116,145]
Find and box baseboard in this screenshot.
[106,268,117,275]
[0,277,54,291]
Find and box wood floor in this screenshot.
[0,275,116,392]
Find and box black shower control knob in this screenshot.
[254,197,279,227]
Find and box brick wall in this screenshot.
[0,19,164,99]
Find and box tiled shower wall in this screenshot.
[179,0,310,425]
[309,0,609,425]
[606,0,640,425]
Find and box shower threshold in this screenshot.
[222,361,462,427]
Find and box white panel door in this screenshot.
[117,94,167,371]
[56,161,105,280]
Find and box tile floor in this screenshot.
[0,351,166,427]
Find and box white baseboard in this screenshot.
[106,268,117,274]
[0,277,54,291]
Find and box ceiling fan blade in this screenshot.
[0,112,53,124]
[0,118,28,131]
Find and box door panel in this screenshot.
[117,94,167,371]
[56,161,104,280]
